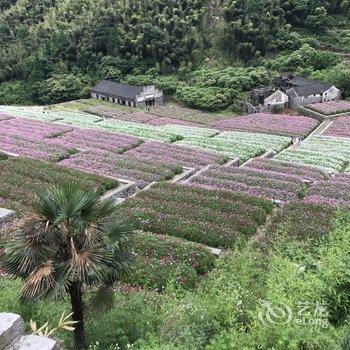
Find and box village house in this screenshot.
[91,80,164,107]
[244,75,341,113]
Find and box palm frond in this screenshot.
[21,261,56,299]
[103,218,134,248]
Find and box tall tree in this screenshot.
[2,184,134,349]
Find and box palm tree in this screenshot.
[2,184,134,350]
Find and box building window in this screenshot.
[133,102,136,107]
[122,100,126,105]
[128,101,131,107]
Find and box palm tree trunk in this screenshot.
[68,282,86,350]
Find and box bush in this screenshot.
[32,74,90,104]
[176,86,235,111]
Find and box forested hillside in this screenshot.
[0,0,349,109]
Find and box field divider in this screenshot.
[0,208,16,226]
[170,167,196,183]
[0,150,19,157]
[181,164,213,184]
[240,149,276,167]
[100,179,138,202]
[224,157,240,167]
[305,120,333,139]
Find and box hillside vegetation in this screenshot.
[0,0,349,109]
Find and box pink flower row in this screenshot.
[304,173,350,207]
[323,115,350,138]
[124,141,225,169]
[0,117,73,139]
[60,150,180,188]
[308,100,350,115]
[49,128,142,153]
[186,164,309,202]
[210,113,319,138]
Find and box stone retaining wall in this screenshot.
[0,313,62,350]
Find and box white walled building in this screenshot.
[91,80,164,107]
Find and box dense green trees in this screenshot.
[0,0,349,106]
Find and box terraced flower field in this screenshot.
[49,128,142,153]
[0,117,73,139]
[124,141,226,169]
[0,155,118,213]
[186,163,310,202]
[275,136,350,173]
[121,183,274,247]
[323,115,350,138]
[60,150,182,187]
[178,131,291,161]
[210,113,319,138]
[307,100,350,115]
[124,231,214,290]
[304,173,350,207]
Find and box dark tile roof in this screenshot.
[287,76,333,96]
[91,80,145,99]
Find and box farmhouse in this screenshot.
[91,80,164,107]
[244,75,341,113]
[276,75,341,109]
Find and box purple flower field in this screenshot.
[124,141,225,169]
[304,173,350,207]
[0,113,13,121]
[244,158,328,182]
[49,128,142,153]
[60,150,182,187]
[186,164,310,202]
[210,113,319,138]
[323,115,350,138]
[307,100,350,115]
[0,117,73,139]
[0,133,71,161]
[86,105,201,127]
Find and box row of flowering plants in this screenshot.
[60,150,182,188]
[0,133,73,162]
[122,231,214,291]
[276,136,350,173]
[86,105,203,127]
[186,164,309,202]
[152,105,227,124]
[0,117,73,139]
[217,131,291,153]
[244,158,328,182]
[267,201,336,241]
[210,113,319,138]
[304,173,350,207]
[0,112,13,121]
[49,128,142,153]
[323,115,350,138]
[307,100,350,115]
[0,105,60,122]
[177,136,266,160]
[120,183,274,247]
[0,155,118,214]
[125,141,227,169]
[176,130,290,161]
[97,119,182,142]
[159,124,219,138]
